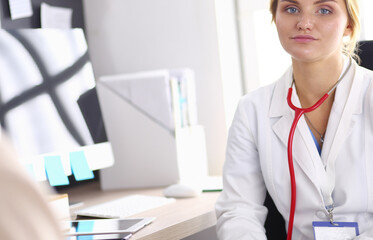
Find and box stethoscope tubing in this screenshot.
[286,89,329,240]
[285,58,351,240]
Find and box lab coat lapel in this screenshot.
[321,62,363,168]
[269,67,293,149]
[270,68,319,185]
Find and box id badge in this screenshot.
[313,221,359,240]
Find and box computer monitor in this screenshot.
[0,29,114,189]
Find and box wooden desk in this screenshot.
[65,182,220,240]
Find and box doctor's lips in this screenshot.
[291,35,317,43]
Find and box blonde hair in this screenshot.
[269,0,361,62]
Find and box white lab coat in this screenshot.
[216,60,373,239]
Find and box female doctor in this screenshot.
[216,0,373,239]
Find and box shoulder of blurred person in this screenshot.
[0,132,63,240]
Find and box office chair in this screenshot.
[358,40,373,71]
[264,192,287,239]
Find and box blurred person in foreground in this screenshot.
[0,131,63,240]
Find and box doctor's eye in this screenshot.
[285,7,299,14]
[318,8,332,15]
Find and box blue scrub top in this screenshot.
[308,127,322,155]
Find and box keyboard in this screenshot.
[75,194,175,219]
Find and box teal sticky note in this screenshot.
[44,155,70,186]
[70,151,94,181]
[77,220,94,240]
[77,235,94,240]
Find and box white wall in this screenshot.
[236,0,291,92]
[214,0,243,129]
[360,0,373,41]
[82,0,242,175]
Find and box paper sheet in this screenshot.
[101,71,175,131]
[41,3,73,29]
[8,0,33,20]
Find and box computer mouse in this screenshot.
[163,183,202,198]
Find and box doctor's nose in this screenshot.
[296,14,314,31]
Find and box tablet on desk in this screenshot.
[64,218,155,237]
[65,233,132,240]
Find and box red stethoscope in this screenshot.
[285,58,352,240]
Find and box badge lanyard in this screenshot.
[286,58,352,240]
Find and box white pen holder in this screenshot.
[174,125,208,186]
[99,124,208,190]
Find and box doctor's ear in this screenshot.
[343,24,352,37]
